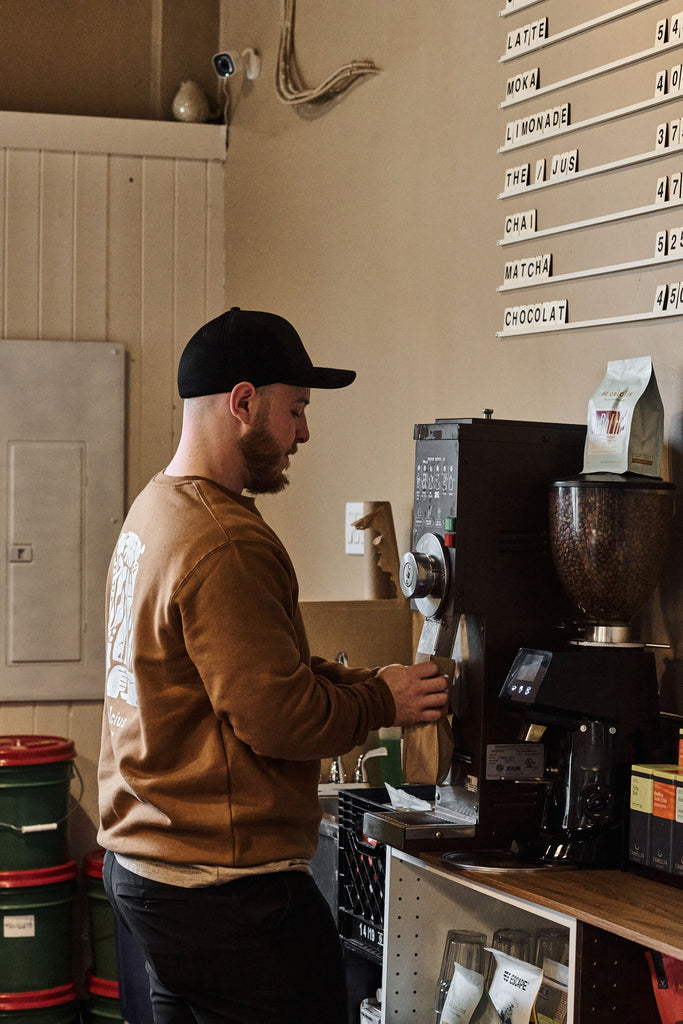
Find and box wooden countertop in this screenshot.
[421,853,683,960]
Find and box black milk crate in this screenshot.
[337,785,434,962]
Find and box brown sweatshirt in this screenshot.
[97,473,395,867]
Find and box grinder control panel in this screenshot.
[412,445,458,545]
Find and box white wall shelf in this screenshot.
[0,110,227,162]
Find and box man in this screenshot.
[98,306,448,1024]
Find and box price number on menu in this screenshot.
[654,226,683,258]
[653,282,683,313]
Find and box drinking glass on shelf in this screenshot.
[534,926,570,968]
[433,929,487,1024]
[486,927,532,987]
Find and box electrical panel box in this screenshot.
[1,340,125,700]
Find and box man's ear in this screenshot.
[229,382,257,424]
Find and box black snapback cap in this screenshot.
[178,307,356,398]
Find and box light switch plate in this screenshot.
[345,502,365,555]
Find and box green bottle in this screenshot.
[379,727,403,787]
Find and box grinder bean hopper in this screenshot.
[548,472,675,647]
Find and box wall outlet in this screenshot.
[345,502,365,555]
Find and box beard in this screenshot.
[238,412,293,496]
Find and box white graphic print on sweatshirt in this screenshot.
[106,530,145,726]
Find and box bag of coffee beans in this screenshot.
[582,356,663,477]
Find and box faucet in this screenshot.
[328,755,345,783]
[351,746,388,783]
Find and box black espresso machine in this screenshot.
[362,416,668,865]
[500,470,674,866]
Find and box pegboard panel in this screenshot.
[381,851,576,1022]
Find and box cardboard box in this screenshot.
[629,764,654,865]
[673,771,683,876]
[650,767,682,872]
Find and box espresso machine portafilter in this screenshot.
[362,416,587,855]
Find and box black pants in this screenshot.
[103,851,348,1024]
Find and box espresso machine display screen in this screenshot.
[501,649,553,703]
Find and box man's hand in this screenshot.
[378,662,449,726]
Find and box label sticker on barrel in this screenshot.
[485,743,544,780]
[3,914,35,938]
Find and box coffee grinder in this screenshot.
[500,471,676,865]
[363,416,588,854]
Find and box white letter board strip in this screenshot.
[498,196,683,246]
[500,91,683,154]
[500,1,664,62]
[497,309,683,338]
[501,37,683,108]
[499,252,683,293]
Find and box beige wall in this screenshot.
[0,0,219,121]
[0,0,681,856]
[220,1,682,702]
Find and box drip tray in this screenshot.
[362,809,475,852]
[441,850,573,873]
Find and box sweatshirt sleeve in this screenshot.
[177,532,396,760]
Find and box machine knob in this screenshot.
[581,784,615,825]
[399,532,449,617]
[400,550,445,601]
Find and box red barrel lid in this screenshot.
[0,983,77,1010]
[83,847,105,879]
[0,860,77,889]
[87,976,120,999]
[0,735,75,766]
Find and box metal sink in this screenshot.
[319,794,340,821]
[317,782,368,823]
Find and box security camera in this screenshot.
[212,49,261,81]
[213,53,236,78]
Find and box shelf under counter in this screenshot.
[420,853,683,961]
[380,849,676,1021]
[382,849,580,1022]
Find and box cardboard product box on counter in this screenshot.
[629,763,683,876]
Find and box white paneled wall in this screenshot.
[0,112,226,859]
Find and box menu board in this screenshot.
[496,0,683,336]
